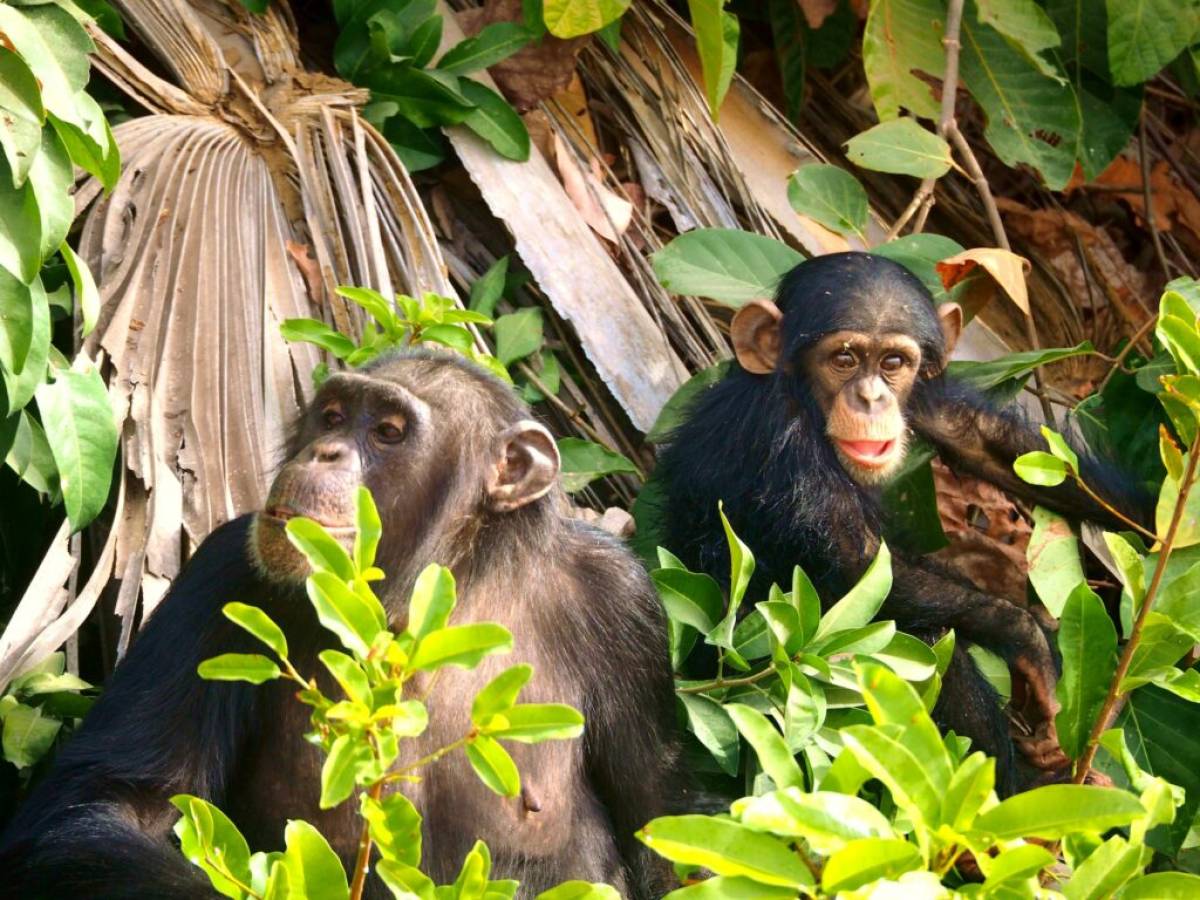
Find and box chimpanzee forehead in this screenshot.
[776,252,943,351]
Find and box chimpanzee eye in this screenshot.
[374,421,406,444]
[321,406,344,429]
[880,353,907,373]
[832,350,856,370]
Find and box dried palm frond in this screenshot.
[0,0,451,685]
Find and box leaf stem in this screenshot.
[1073,431,1200,782]
[348,781,383,900]
[1071,473,1157,542]
[383,735,473,781]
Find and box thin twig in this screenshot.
[348,782,383,900]
[1097,316,1158,394]
[1073,430,1200,782]
[1139,113,1172,280]
[945,120,1055,425]
[884,0,966,241]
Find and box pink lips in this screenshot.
[837,439,896,466]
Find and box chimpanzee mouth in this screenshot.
[261,505,355,533]
[836,438,898,467]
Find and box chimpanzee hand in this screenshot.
[1008,617,1069,771]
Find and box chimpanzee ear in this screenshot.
[731,299,784,375]
[486,420,561,512]
[938,302,963,359]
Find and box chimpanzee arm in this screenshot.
[573,530,679,900]
[911,379,1153,530]
[0,515,264,899]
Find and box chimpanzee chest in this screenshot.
[221,647,621,887]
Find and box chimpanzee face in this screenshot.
[251,357,560,582]
[728,253,963,488]
[807,330,923,484]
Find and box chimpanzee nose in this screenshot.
[307,439,354,467]
[855,376,887,411]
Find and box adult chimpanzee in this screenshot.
[658,252,1148,794]
[1,350,678,898]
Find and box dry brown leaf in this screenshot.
[930,461,1032,606]
[938,247,1032,315]
[458,0,588,112]
[798,0,839,29]
[1082,155,1200,244]
[553,132,633,242]
[998,197,1152,338]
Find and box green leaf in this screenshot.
[975,0,1062,74]
[197,653,281,684]
[224,602,289,661]
[821,837,922,893]
[318,650,370,704]
[5,408,57,495]
[535,883,620,900]
[171,794,253,899]
[1121,872,1200,899]
[646,361,730,444]
[307,571,388,657]
[320,733,373,808]
[959,13,1080,190]
[857,663,952,792]
[279,318,356,359]
[466,734,521,796]
[658,877,795,899]
[281,820,349,900]
[974,784,1145,840]
[50,107,120,193]
[687,0,739,119]
[493,307,542,366]
[814,542,891,639]
[381,116,447,173]
[407,563,457,639]
[947,342,1095,391]
[1062,834,1145,900]
[786,164,868,240]
[437,22,533,74]
[636,815,813,887]
[472,664,533,725]
[874,235,966,304]
[1,702,60,768]
[1041,426,1080,472]
[35,365,117,531]
[940,751,995,831]
[60,244,101,338]
[409,623,513,671]
[651,228,803,307]
[469,255,509,317]
[841,725,940,827]
[485,703,583,742]
[0,268,42,409]
[678,694,739,776]
[459,79,530,162]
[652,568,723,633]
[286,518,356,581]
[725,703,804,790]
[363,67,475,129]
[845,118,953,178]
[862,0,944,120]
[1027,506,1085,617]
[1014,451,1068,486]
[0,48,44,188]
[543,0,630,38]
[557,437,637,492]
[733,788,894,855]
[360,792,422,866]
[1107,0,1200,85]
[1056,583,1117,759]
[0,5,91,120]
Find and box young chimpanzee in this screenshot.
[658,252,1148,794]
[0,350,678,898]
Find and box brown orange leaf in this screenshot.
[937,247,1032,316]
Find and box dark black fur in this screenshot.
[658,253,1149,794]
[0,351,678,899]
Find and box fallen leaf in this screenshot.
[798,0,839,29]
[931,461,1032,607]
[553,132,633,243]
[1081,154,1200,245]
[937,247,1032,315]
[458,0,589,112]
